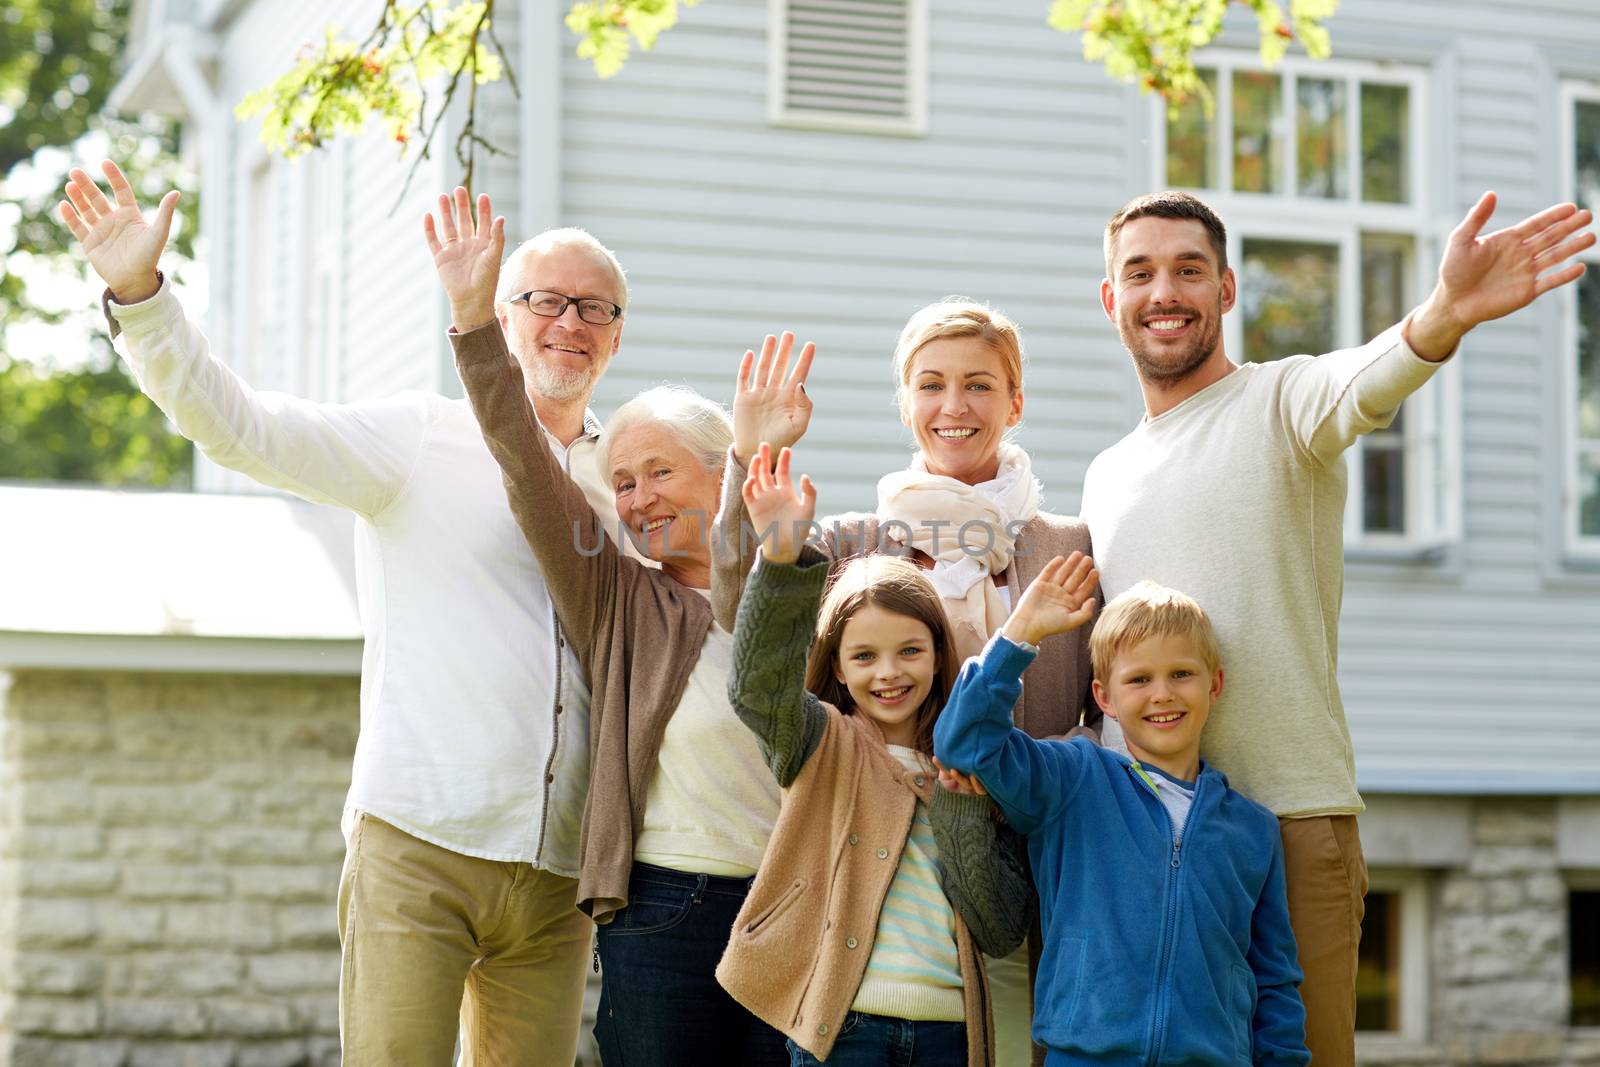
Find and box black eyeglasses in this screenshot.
[510,290,624,326]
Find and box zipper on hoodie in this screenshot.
[1138,765,1200,1066]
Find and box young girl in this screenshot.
[715,443,1035,1067]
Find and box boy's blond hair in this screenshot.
[1089,580,1220,681]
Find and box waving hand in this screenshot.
[423,187,506,332]
[734,331,816,466]
[58,160,179,305]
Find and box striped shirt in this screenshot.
[850,746,965,1022]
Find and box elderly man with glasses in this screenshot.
[60,164,632,1066]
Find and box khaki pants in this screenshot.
[984,941,1033,1067]
[337,813,592,1066]
[1279,815,1368,1067]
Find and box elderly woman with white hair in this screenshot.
[712,301,1100,1067]
[456,381,798,1065]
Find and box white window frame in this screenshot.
[767,0,928,137]
[1354,869,1430,1044]
[1560,81,1600,559]
[1151,53,1461,552]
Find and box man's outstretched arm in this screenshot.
[58,160,423,516]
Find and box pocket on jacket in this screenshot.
[745,877,808,936]
[1231,964,1255,1061]
[1038,934,1086,1033]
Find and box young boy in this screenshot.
[933,558,1308,1066]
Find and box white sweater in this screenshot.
[1080,324,1448,818]
[108,281,621,873]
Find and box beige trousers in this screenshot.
[985,940,1034,1067]
[337,813,593,1066]
[1279,814,1368,1067]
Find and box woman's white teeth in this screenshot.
[874,685,911,700]
[935,428,977,439]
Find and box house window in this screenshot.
[768,0,927,135]
[1356,888,1402,1030]
[1563,84,1600,553]
[1355,871,1428,1039]
[1159,57,1455,547]
[1574,889,1600,1027]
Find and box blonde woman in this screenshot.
[711,302,1099,1067]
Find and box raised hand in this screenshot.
[734,331,815,466]
[742,442,817,565]
[1001,552,1099,647]
[58,160,180,305]
[1408,192,1595,359]
[932,756,988,797]
[423,187,505,332]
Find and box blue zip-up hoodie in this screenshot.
[934,635,1308,1067]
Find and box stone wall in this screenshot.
[3,669,1593,1066]
[1360,798,1600,1067]
[0,669,356,1067]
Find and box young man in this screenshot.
[59,164,630,1065]
[1079,189,1594,1064]
[934,567,1308,1065]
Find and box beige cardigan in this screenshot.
[718,711,993,1065]
[714,553,998,1064]
[452,323,714,922]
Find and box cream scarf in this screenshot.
[875,443,1041,660]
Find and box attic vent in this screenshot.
[769,0,927,135]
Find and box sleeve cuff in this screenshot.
[723,445,751,480]
[101,272,177,339]
[751,549,831,593]
[932,787,995,821]
[984,631,1040,679]
[1390,316,1458,367]
[448,319,511,367]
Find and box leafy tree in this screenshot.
[0,358,192,487]
[1049,0,1336,110]
[2,0,195,485]
[240,0,1335,190]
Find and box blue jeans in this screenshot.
[594,862,788,1067]
[786,1012,967,1067]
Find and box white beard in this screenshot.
[523,358,594,403]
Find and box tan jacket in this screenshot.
[452,323,712,921]
[717,706,993,1066]
[715,553,1019,1066]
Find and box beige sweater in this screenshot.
[1080,323,1449,817]
[452,323,715,921]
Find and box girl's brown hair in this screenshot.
[804,556,962,755]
